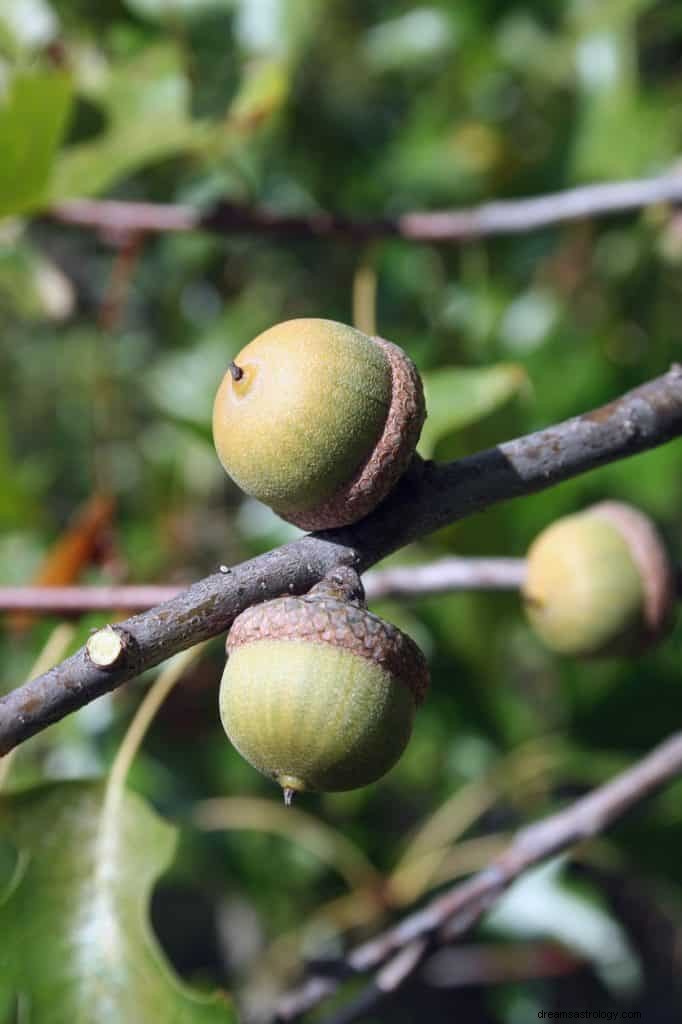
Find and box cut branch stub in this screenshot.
[86,626,135,670]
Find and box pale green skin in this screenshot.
[219,640,416,792]
[524,514,644,657]
[212,318,392,517]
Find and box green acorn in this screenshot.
[219,567,429,802]
[212,318,425,529]
[523,502,675,658]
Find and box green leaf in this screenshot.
[0,70,72,217]
[123,0,234,21]
[51,44,207,201]
[0,781,235,1023]
[228,58,289,129]
[418,363,527,458]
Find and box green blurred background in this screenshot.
[1,1,682,1021]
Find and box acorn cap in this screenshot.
[221,568,429,798]
[226,567,429,705]
[588,501,675,649]
[287,337,426,530]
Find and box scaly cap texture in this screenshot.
[227,567,429,704]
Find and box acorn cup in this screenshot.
[219,567,429,803]
[212,318,425,529]
[523,501,675,658]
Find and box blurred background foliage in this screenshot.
[1,0,682,1021]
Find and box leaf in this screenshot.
[228,58,289,131]
[418,363,528,458]
[0,70,73,217]
[51,44,208,202]
[0,781,235,1023]
[123,0,234,21]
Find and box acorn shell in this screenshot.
[220,589,429,794]
[212,319,425,530]
[523,503,675,657]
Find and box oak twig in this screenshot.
[0,366,681,754]
[276,730,682,1022]
[52,170,682,244]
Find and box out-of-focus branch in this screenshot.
[51,170,682,243]
[1,366,681,755]
[365,557,526,599]
[0,585,184,613]
[276,730,682,1022]
[0,558,527,614]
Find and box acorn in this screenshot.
[219,567,429,802]
[523,501,675,658]
[212,318,425,529]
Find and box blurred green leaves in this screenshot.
[51,43,208,202]
[419,363,528,458]
[2,3,682,1019]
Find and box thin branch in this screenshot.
[51,170,682,243]
[315,940,430,1024]
[0,558,526,613]
[276,730,682,1021]
[364,557,527,600]
[0,585,184,613]
[1,366,681,754]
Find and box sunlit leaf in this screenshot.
[51,44,207,201]
[418,363,528,458]
[0,71,72,217]
[228,58,289,131]
[0,781,235,1023]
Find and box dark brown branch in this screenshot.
[276,730,682,1021]
[1,366,681,755]
[0,559,527,614]
[51,170,682,244]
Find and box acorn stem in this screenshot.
[229,361,244,382]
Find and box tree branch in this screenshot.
[51,169,682,244]
[1,366,681,755]
[0,559,527,614]
[276,730,682,1022]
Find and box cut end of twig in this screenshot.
[86,625,126,669]
[229,361,244,382]
[283,787,295,807]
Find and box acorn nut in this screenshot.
[212,318,426,529]
[523,501,675,658]
[219,567,429,802]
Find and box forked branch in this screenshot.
[277,730,682,1022]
